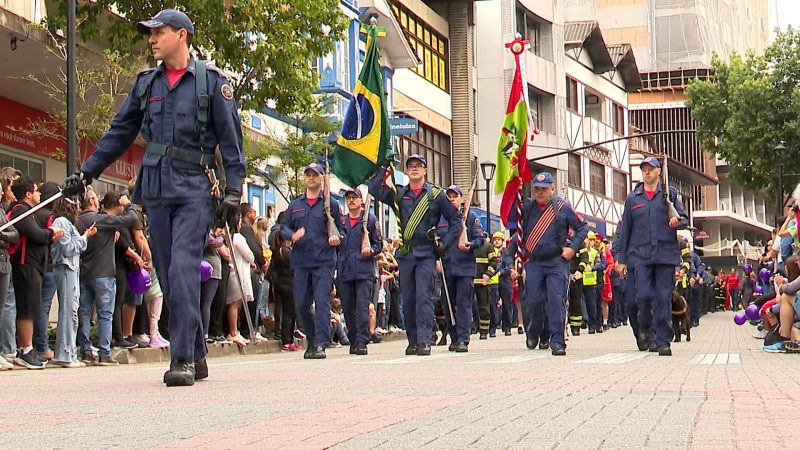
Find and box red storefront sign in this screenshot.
[0,96,143,180]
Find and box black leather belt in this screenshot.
[146,143,215,166]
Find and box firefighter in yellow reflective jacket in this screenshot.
[474,235,499,339]
[579,232,606,334]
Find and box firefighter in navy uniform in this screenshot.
[474,234,499,340]
[435,185,483,352]
[509,172,588,355]
[614,157,689,356]
[62,9,246,386]
[368,155,461,356]
[337,188,382,356]
[280,163,345,360]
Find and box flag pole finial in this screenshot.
[514,32,523,40]
[370,15,378,26]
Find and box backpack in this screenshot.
[6,204,28,264]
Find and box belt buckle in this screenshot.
[164,145,174,157]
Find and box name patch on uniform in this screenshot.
[220,83,234,100]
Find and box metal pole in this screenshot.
[778,162,784,226]
[485,178,491,236]
[66,0,77,175]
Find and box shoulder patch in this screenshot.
[220,83,234,101]
[474,218,481,226]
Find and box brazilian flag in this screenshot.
[332,24,393,188]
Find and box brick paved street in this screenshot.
[2,311,800,449]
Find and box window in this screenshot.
[515,5,552,61]
[390,2,448,92]
[612,171,627,202]
[527,84,555,133]
[397,123,451,187]
[589,161,605,196]
[568,153,581,187]
[612,103,625,134]
[566,77,578,112]
[0,149,43,182]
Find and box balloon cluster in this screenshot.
[734,304,762,325]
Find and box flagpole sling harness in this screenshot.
[137,61,256,340]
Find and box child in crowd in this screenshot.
[50,198,96,368]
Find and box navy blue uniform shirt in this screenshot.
[436,211,484,277]
[280,194,345,270]
[510,196,588,261]
[368,167,461,259]
[81,58,246,204]
[337,212,382,281]
[615,184,689,267]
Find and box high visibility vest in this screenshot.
[583,248,598,286]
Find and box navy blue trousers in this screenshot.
[634,264,675,346]
[146,198,214,362]
[442,274,474,343]
[398,255,436,346]
[499,281,514,332]
[293,267,334,349]
[523,258,569,348]
[339,278,372,348]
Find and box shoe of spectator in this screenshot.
[230,334,247,347]
[131,335,150,348]
[51,360,83,368]
[785,341,800,353]
[375,327,385,334]
[214,335,231,344]
[98,355,119,366]
[14,350,44,370]
[80,353,98,366]
[149,335,170,348]
[294,329,306,340]
[763,340,786,353]
[388,326,398,333]
[205,337,214,344]
[253,332,268,343]
[0,354,13,370]
[38,350,54,361]
[113,338,137,350]
[752,329,768,339]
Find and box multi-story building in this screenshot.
[0,1,140,196]
[475,2,640,237]
[567,0,775,265]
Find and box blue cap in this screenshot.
[303,163,325,175]
[137,9,195,36]
[446,185,463,196]
[640,156,661,168]
[405,154,427,168]
[344,187,362,198]
[531,172,554,188]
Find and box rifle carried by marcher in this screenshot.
[361,191,373,254]
[661,155,681,220]
[458,173,479,247]
[324,150,342,241]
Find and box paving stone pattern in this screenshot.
[1,311,799,449]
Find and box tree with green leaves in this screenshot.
[45,0,348,116]
[9,25,141,166]
[245,109,339,202]
[685,27,800,191]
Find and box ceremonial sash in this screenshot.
[399,186,440,255]
[524,199,564,255]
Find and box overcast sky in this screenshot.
[775,0,800,30]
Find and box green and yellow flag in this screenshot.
[332,24,392,188]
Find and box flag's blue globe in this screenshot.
[340,93,375,140]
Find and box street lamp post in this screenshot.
[480,161,496,235]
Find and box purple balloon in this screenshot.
[754,284,763,295]
[128,268,152,295]
[743,264,753,272]
[759,268,772,282]
[733,313,747,326]
[745,304,760,321]
[200,260,213,282]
